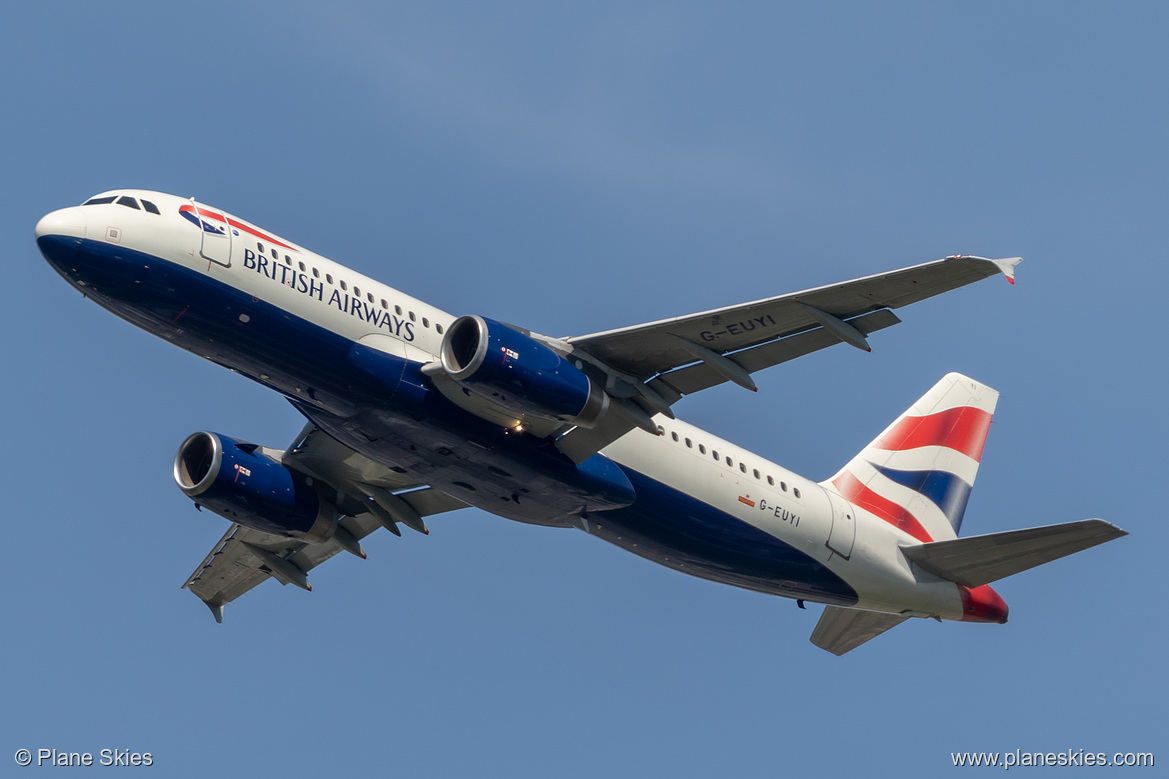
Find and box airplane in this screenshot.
[35,190,1126,654]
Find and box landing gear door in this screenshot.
[826,491,856,560]
[190,198,232,267]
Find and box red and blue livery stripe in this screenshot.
[179,205,298,252]
[832,470,934,542]
[831,394,995,542]
[872,464,974,533]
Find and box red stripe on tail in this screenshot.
[873,406,992,461]
[832,471,934,543]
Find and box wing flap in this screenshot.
[554,309,902,463]
[809,606,909,655]
[183,515,385,618]
[390,486,468,519]
[183,425,470,619]
[652,309,900,397]
[901,518,1127,587]
[568,256,1017,381]
[183,526,308,618]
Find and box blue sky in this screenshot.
[3,2,1163,775]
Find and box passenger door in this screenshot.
[190,198,232,267]
[826,491,856,560]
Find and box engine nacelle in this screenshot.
[440,315,607,427]
[173,431,337,542]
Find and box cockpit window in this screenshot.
[82,194,162,214]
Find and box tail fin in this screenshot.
[825,373,998,542]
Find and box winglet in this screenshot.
[991,256,1022,285]
[946,255,1022,285]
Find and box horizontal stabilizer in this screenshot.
[810,606,909,656]
[901,519,1127,587]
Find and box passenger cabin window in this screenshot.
[340,281,347,291]
[794,488,801,498]
[422,317,430,328]
[395,305,403,315]
[326,274,334,284]
[699,444,706,454]
[436,323,444,334]
[767,475,774,486]
[116,196,140,210]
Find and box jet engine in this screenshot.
[439,315,607,427]
[173,431,338,542]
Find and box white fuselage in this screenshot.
[36,190,985,623]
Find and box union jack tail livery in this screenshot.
[810,372,1121,655]
[826,373,998,544]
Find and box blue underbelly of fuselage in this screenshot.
[586,467,858,605]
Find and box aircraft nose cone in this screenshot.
[36,207,87,241]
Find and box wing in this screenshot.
[182,424,468,621]
[554,255,1020,462]
[569,255,1020,381]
